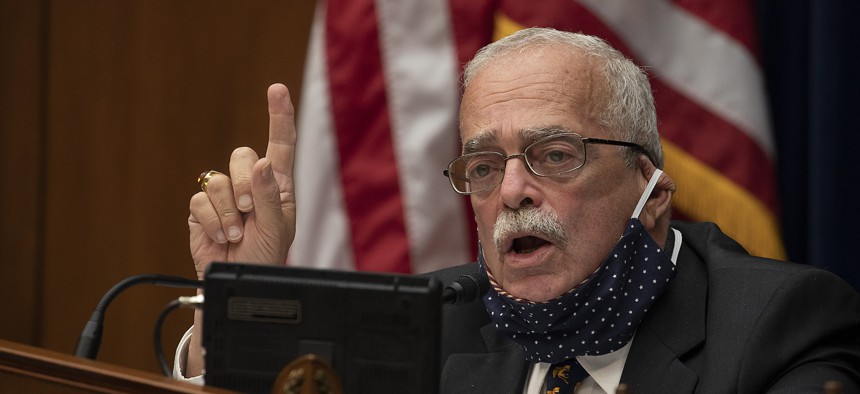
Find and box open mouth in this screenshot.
[511,235,551,254]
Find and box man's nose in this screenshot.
[498,155,541,209]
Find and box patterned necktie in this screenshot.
[544,360,588,394]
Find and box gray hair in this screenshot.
[463,28,662,168]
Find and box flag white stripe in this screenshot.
[291,0,355,270]
[579,0,774,157]
[376,0,472,273]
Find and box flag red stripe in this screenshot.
[496,0,778,212]
[448,0,497,74]
[498,0,579,30]
[653,77,779,211]
[670,0,759,56]
[325,0,411,273]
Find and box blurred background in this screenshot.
[1,0,858,375]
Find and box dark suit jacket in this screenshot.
[432,221,860,393]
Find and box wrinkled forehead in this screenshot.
[458,48,607,150]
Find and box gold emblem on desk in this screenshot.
[272,354,343,394]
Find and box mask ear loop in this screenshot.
[632,169,663,219]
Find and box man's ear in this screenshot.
[638,157,676,235]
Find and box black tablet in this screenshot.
[202,262,442,393]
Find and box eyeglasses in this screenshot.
[443,132,656,195]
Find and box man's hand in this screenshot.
[188,83,296,279]
[183,84,297,378]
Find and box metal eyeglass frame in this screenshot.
[442,132,657,195]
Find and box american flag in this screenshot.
[289,0,783,273]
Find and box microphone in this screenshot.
[442,272,490,305]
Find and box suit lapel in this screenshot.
[440,323,528,393]
[620,237,707,392]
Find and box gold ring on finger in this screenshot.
[197,170,223,193]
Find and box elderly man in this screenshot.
[181,28,860,393]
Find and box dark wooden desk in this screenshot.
[0,339,234,393]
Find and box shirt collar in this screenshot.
[576,339,633,393]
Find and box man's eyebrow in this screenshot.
[521,126,574,142]
[462,131,499,154]
[461,126,575,154]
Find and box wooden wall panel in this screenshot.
[0,0,46,345]
[34,0,314,373]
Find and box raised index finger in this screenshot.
[265,83,297,183]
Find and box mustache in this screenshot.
[493,206,567,253]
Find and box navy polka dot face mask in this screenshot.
[480,169,677,364]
